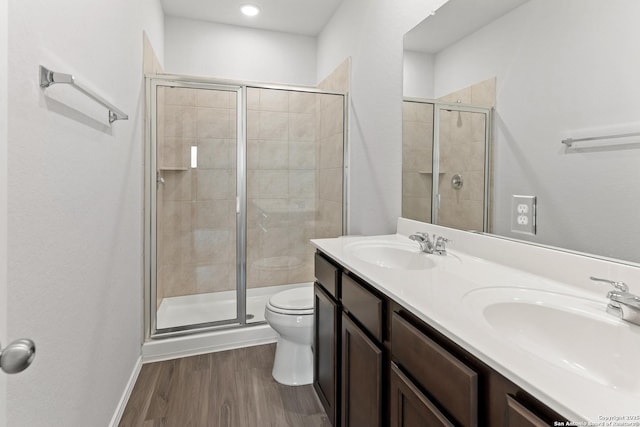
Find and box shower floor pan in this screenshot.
[156,283,310,330]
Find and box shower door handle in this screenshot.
[0,338,36,374]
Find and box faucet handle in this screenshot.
[433,236,451,255]
[415,232,433,241]
[435,236,451,245]
[590,276,629,293]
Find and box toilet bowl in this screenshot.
[264,285,314,386]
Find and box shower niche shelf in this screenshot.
[418,170,446,174]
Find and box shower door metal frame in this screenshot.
[403,97,493,232]
[145,77,245,338]
[145,74,349,340]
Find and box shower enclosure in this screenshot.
[145,75,347,338]
[402,98,492,231]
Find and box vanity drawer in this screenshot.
[341,273,383,342]
[505,395,549,427]
[390,363,454,427]
[391,313,478,427]
[315,252,340,298]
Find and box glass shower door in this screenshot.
[434,106,489,231]
[244,87,344,323]
[153,82,240,332]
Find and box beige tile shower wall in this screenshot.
[246,88,319,289]
[316,57,348,240]
[437,78,495,232]
[316,93,344,240]
[156,87,237,300]
[402,101,434,223]
[317,56,348,233]
[438,77,496,108]
[157,76,346,296]
[143,32,163,75]
[244,59,348,289]
[437,110,485,231]
[317,57,350,93]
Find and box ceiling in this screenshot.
[404,0,529,54]
[160,0,345,36]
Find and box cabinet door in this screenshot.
[314,283,339,426]
[505,396,549,427]
[390,363,454,427]
[341,313,383,427]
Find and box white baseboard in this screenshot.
[142,323,278,363]
[109,355,143,427]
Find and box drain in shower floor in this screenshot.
[246,314,255,320]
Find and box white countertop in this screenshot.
[311,220,640,423]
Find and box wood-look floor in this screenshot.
[119,344,330,427]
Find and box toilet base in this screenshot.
[272,337,313,386]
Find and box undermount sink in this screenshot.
[463,287,640,393]
[344,241,436,270]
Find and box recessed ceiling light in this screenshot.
[241,4,260,17]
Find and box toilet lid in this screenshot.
[268,287,314,311]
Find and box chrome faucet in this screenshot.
[409,232,435,253]
[409,233,451,255]
[591,276,640,326]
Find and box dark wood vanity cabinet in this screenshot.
[313,253,341,426]
[314,251,386,427]
[504,395,550,427]
[392,308,562,427]
[489,375,563,427]
[313,250,563,427]
[340,272,386,427]
[314,283,339,426]
[391,312,478,427]
[389,363,454,427]
[341,274,384,342]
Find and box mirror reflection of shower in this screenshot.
[402,78,494,232]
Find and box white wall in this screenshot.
[432,0,640,261]
[165,17,317,86]
[403,50,435,98]
[7,0,163,425]
[317,0,449,235]
[0,0,7,424]
[163,0,451,235]
[142,0,166,67]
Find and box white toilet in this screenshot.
[264,285,314,386]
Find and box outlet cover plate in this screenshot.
[511,195,536,235]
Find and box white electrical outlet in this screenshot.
[511,195,536,235]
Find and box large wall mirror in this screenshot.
[402,0,640,264]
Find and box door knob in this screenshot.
[0,339,36,374]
